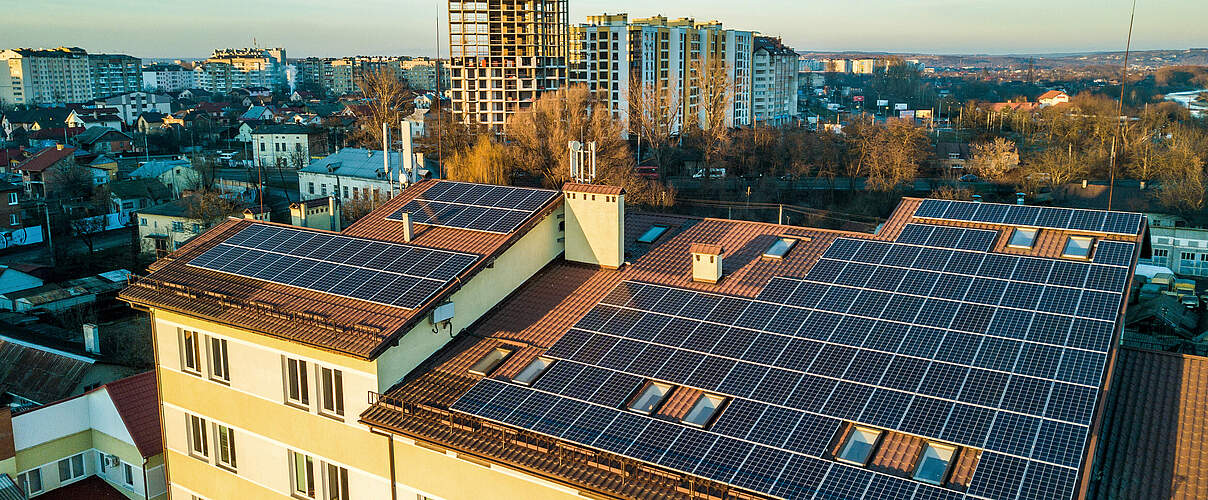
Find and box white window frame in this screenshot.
[912,442,957,485]
[323,461,350,500]
[285,357,310,409]
[123,462,135,487]
[57,452,86,482]
[1007,227,1039,249]
[763,237,798,259]
[318,366,344,418]
[289,450,317,499]
[512,357,554,386]
[7,192,16,205]
[207,336,229,383]
[628,381,672,415]
[681,393,726,428]
[17,469,43,495]
[187,414,209,460]
[835,425,882,466]
[180,328,203,375]
[214,423,237,471]
[468,347,513,376]
[1063,236,1095,259]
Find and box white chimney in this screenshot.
[83,323,100,355]
[401,212,414,242]
[690,244,724,283]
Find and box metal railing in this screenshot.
[365,391,763,500]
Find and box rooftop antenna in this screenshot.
[569,140,597,183]
[1107,0,1137,211]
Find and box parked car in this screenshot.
[958,174,979,182]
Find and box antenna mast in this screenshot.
[1107,0,1137,211]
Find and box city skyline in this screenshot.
[1,0,1205,59]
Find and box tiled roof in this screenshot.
[1089,347,1208,500]
[0,335,93,405]
[32,476,126,500]
[564,182,623,195]
[120,180,562,359]
[104,371,162,458]
[688,243,723,255]
[251,123,316,135]
[14,146,76,173]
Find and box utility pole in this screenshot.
[43,201,55,267]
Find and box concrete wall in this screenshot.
[563,190,623,268]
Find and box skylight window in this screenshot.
[912,442,957,485]
[468,347,514,376]
[1007,227,1039,249]
[763,237,798,259]
[681,393,726,427]
[637,225,669,244]
[835,426,882,465]
[1062,236,1095,259]
[512,356,553,385]
[627,381,672,414]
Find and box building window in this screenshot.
[17,469,41,495]
[469,347,514,376]
[172,221,184,232]
[259,142,265,151]
[513,356,554,385]
[215,424,237,470]
[285,357,310,408]
[1007,227,1039,249]
[319,367,344,418]
[123,463,135,487]
[325,463,350,500]
[208,337,229,383]
[7,192,15,205]
[681,393,726,427]
[343,186,349,199]
[188,414,209,459]
[1062,236,1095,259]
[763,237,798,259]
[628,381,672,414]
[1153,249,1168,258]
[637,225,669,244]
[913,442,957,485]
[308,182,315,195]
[836,426,882,465]
[290,451,316,498]
[8,214,16,226]
[181,328,202,374]
[1182,252,1196,261]
[57,453,86,482]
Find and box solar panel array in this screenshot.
[452,233,1135,500]
[913,200,1144,236]
[188,224,478,309]
[385,181,559,234]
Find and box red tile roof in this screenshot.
[14,145,77,173]
[1038,90,1068,100]
[564,182,624,195]
[34,476,129,500]
[104,372,162,458]
[1089,347,1208,500]
[688,243,723,255]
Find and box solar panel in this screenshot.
[913,199,1144,236]
[385,180,558,234]
[188,224,477,309]
[452,223,1135,500]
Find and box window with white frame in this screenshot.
[187,414,209,459]
[285,357,310,408]
[208,336,229,383]
[17,469,42,495]
[7,192,16,205]
[123,463,135,487]
[835,426,882,465]
[57,453,85,482]
[290,451,316,498]
[318,367,344,418]
[8,214,16,226]
[180,328,202,374]
[324,462,349,500]
[214,423,237,470]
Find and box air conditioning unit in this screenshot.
[105,454,121,468]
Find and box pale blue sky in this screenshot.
[2,0,1204,58]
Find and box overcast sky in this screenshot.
[2,0,1204,59]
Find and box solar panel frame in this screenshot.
[384,181,559,234]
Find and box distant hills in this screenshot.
[798,48,1208,69]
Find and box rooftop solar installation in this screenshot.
[452,230,1136,500]
[914,199,1144,236]
[384,181,559,234]
[188,224,478,309]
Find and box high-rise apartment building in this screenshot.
[752,36,799,126]
[0,47,93,105]
[398,58,451,91]
[142,63,197,92]
[448,0,569,129]
[87,53,142,97]
[570,14,753,134]
[193,47,287,93]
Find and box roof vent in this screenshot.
[690,243,723,284]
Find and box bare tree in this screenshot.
[1152,126,1207,213]
[967,138,1019,181]
[351,68,412,149]
[628,72,681,170]
[686,57,733,171]
[446,135,512,185]
[865,119,930,192]
[1021,147,1089,197]
[185,190,243,230]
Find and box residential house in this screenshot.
[107,178,172,217]
[237,105,274,123]
[1148,226,1208,277]
[0,182,21,229]
[2,372,165,499]
[1,108,71,141]
[12,145,78,198]
[118,190,1145,500]
[71,126,133,154]
[86,154,120,179]
[65,109,123,130]
[134,197,227,257]
[935,142,971,172]
[128,159,199,197]
[289,197,339,230]
[0,265,41,296]
[989,100,1038,112]
[298,147,424,204]
[95,92,173,125]
[233,122,253,143]
[1038,90,1071,107]
[135,113,172,135]
[250,123,327,169]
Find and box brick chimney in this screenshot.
[401,212,414,242]
[690,243,724,283]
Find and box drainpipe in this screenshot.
[142,456,149,499]
[372,429,398,500]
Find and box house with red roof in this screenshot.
[1038,90,1071,107]
[1,371,164,499]
[11,145,79,198]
